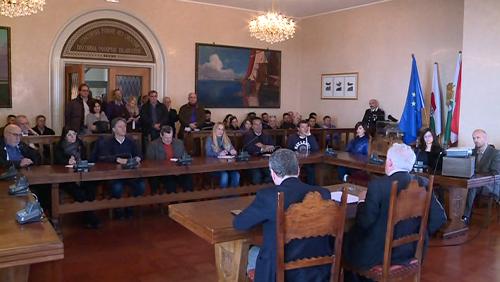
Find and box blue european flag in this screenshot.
[399,55,425,144]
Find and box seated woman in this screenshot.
[240,119,252,133]
[146,125,193,193]
[415,128,444,173]
[85,100,109,134]
[205,122,240,188]
[338,122,369,181]
[54,128,100,229]
[228,116,240,131]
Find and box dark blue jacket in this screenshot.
[90,136,141,163]
[243,130,274,156]
[345,136,369,155]
[343,172,446,270]
[233,177,333,282]
[286,134,319,154]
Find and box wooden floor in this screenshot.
[29,206,499,282]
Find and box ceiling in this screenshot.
[178,0,388,18]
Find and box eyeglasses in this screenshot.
[8,132,22,137]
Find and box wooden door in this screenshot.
[108,66,150,104]
[64,64,85,104]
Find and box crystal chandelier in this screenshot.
[0,0,45,18]
[249,1,296,44]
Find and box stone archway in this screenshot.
[49,9,166,132]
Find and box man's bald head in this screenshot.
[472,129,488,149]
[369,99,379,109]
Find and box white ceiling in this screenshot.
[178,0,388,18]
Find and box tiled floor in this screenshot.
[29,206,499,282]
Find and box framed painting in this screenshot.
[321,72,358,100]
[0,26,11,108]
[195,43,281,108]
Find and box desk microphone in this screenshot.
[432,151,444,175]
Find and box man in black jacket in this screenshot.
[343,143,446,282]
[0,124,40,168]
[243,117,275,184]
[65,83,94,133]
[140,90,169,142]
[362,99,385,136]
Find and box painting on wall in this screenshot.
[195,43,281,108]
[0,26,11,108]
[321,72,358,100]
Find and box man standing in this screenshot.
[287,120,319,185]
[343,143,446,282]
[162,96,179,137]
[178,92,205,139]
[462,129,500,224]
[91,118,145,219]
[243,117,275,184]
[65,83,94,133]
[362,99,385,136]
[146,125,193,194]
[233,149,333,282]
[106,89,130,122]
[140,90,168,141]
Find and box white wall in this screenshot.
[461,0,500,146]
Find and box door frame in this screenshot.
[50,9,166,133]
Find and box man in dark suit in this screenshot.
[178,92,205,139]
[65,83,95,133]
[243,117,275,184]
[140,90,169,142]
[462,129,500,224]
[146,125,192,193]
[233,149,333,282]
[343,143,446,282]
[362,99,385,136]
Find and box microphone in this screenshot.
[432,151,444,175]
[388,115,398,122]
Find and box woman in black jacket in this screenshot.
[415,128,444,174]
[54,128,100,229]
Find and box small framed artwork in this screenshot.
[321,72,358,100]
[0,26,11,108]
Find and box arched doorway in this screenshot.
[50,9,166,132]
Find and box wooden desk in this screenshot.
[169,184,361,282]
[0,184,64,282]
[323,153,497,238]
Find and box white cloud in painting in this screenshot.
[198,54,239,80]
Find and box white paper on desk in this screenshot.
[217,155,235,159]
[170,158,178,162]
[330,191,359,204]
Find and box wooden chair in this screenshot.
[345,176,434,282]
[276,188,348,282]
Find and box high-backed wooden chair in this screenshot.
[22,135,59,165]
[276,188,348,282]
[345,176,434,282]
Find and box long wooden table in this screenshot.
[0,183,64,282]
[169,184,362,282]
[323,152,497,238]
[15,151,496,238]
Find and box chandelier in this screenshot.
[0,0,45,18]
[249,1,296,44]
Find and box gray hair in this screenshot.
[387,143,416,172]
[269,149,299,177]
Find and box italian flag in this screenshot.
[444,52,462,146]
[430,63,442,136]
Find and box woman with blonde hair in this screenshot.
[126,96,140,131]
[205,122,240,188]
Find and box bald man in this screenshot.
[178,92,205,139]
[0,124,40,168]
[462,129,500,224]
[362,99,385,136]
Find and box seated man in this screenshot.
[16,115,39,136]
[0,114,17,137]
[242,117,275,184]
[343,143,446,282]
[462,129,500,224]
[146,125,193,193]
[287,120,319,185]
[233,149,333,282]
[280,112,295,129]
[91,118,145,219]
[200,109,215,130]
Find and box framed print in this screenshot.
[321,72,358,100]
[195,43,281,108]
[0,26,11,108]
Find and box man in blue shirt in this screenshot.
[0,124,39,168]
